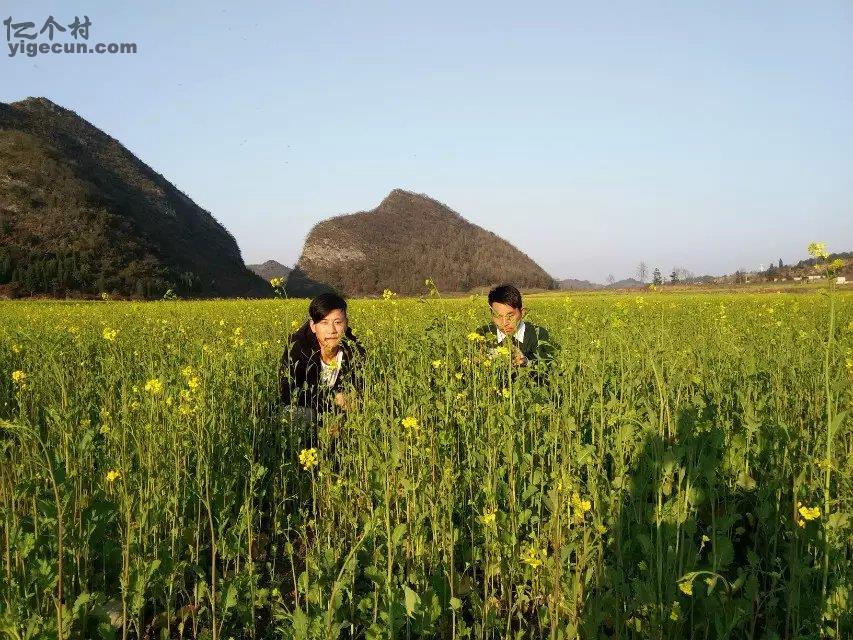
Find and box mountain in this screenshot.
[0,97,272,298]
[295,189,556,296]
[558,278,599,290]
[607,277,644,289]
[248,259,291,282]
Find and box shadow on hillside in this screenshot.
[284,266,337,298]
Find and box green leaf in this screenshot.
[392,523,407,547]
[829,410,847,439]
[221,580,237,614]
[404,585,420,618]
[292,605,309,639]
[736,470,756,491]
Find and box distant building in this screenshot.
[807,275,822,281]
[793,276,802,282]
[837,276,847,285]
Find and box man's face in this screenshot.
[310,309,347,350]
[490,302,524,336]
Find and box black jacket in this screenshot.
[278,322,365,411]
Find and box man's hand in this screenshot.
[511,344,528,366]
[335,391,357,412]
[334,391,347,408]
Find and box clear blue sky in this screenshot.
[3,1,852,282]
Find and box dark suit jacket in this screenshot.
[278,322,365,411]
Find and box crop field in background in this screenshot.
[1,290,851,639]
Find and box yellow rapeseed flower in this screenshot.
[572,492,592,513]
[807,242,829,260]
[431,359,443,369]
[481,506,497,527]
[678,580,693,596]
[102,327,119,342]
[401,416,419,431]
[669,601,682,621]
[797,502,820,525]
[11,370,26,384]
[520,544,546,569]
[467,332,485,343]
[494,346,510,357]
[105,469,121,483]
[298,448,318,471]
[144,378,164,395]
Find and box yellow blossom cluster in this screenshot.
[298,448,318,470]
[231,327,246,348]
[571,492,592,523]
[481,506,497,527]
[807,242,829,260]
[796,501,820,527]
[520,544,547,569]
[144,378,164,395]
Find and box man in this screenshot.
[475,284,556,367]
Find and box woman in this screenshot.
[278,292,365,429]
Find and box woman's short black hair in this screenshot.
[488,284,523,310]
[309,292,347,323]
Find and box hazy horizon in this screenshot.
[4,1,852,282]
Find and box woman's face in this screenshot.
[309,308,348,350]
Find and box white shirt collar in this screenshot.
[320,350,344,386]
[496,321,526,344]
[320,350,344,369]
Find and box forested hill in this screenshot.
[0,97,271,298]
[296,189,556,295]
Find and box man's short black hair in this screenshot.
[488,284,523,310]
[309,292,347,322]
